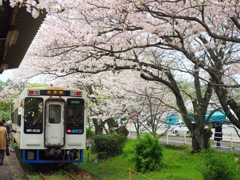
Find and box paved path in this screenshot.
[0,145,28,180]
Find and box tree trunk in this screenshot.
[115,125,129,137]
[133,121,140,137]
[191,126,212,152]
[105,118,118,134]
[92,118,104,134]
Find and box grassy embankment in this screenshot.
[12,139,240,180]
[78,139,240,180]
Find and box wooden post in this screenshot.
[231,134,233,147]
[129,168,132,180]
[87,150,90,162]
[184,133,186,144]
[102,160,104,173]
[167,133,169,144]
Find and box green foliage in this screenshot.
[86,128,95,138]
[0,100,13,121]
[198,151,238,180]
[92,134,127,159]
[122,139,136,162]
[0,82,49,121]
[134,133,163,173]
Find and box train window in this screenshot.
[66,99,84,134]
[48,105,61,124]
[13,108,21,126]
[24,97,43,134]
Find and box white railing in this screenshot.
[159,132,240,152]
[127,126,240,152]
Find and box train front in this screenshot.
[14,87,87,164]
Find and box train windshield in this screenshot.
[66,98,85,134]
[24,97,43,134]
[49,105,61,124]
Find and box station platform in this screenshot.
[0,145,28,180]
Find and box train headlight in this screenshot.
[28,90,40,96]
[70,90,82,97]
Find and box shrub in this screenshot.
[134,133,163,173]
[92,134,127,159]
[122,139,136,162]
[199,151,237,180]
[86,128,95,139]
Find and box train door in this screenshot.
[45,100,65,147]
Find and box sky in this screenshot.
[0,69,14,82]
[0,68,55,84]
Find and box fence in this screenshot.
[101,160,153,180]
[158,132,240,152]
[87,159,154,180]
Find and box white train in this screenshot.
[12,86,88,164]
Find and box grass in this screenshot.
[78,139,240,180]
[12,139,240,180]
[80,148,202,179]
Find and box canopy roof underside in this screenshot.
[0,1,45,73]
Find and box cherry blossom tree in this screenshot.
[13,0,240,151]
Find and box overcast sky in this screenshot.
[0,69,14,82]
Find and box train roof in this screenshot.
[25,86,82,90]
[16,86,88,99]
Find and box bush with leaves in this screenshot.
[122,139,136,163]
[92,133,127,159]
[134,133,163,173]
[199,150,237,180]
[86,128,95,139]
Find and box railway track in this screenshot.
[66,171,79,180]
[38,169,79,180]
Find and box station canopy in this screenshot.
[0,0,45,73]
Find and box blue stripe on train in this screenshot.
[22,149,84,163]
